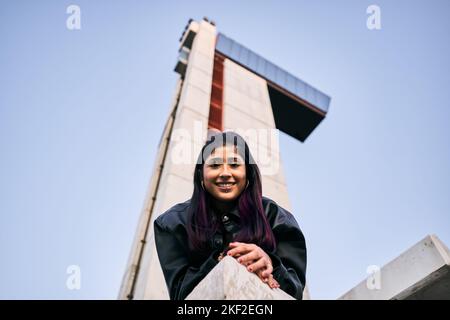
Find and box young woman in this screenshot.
[154,131,307,300]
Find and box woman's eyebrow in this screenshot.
[227,157,244,163]
[206,156,243,164]
[206,157,223,163]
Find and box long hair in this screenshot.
[186,131,276,254]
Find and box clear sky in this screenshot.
[1,0,449,299]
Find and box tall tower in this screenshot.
[119,18,331,299]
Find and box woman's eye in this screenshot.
[229,163,241,168]
[209,163,220,168]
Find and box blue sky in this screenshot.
[0,0,449,299]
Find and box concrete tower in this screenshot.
[119,18,331,299]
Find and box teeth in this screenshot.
[217,183,234,187]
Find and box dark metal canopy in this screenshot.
[216,33,331,142]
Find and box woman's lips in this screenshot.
[216,182,235,191]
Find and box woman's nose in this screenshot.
[220,165,232,177]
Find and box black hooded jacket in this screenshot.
[154,196,307,300]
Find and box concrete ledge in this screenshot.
[339,234,450,300]
[186,256,295,300]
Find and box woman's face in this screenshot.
[203,145,247,202]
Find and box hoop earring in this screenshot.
[201,181,205,190]
[245,180,250,190]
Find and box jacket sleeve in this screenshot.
[267,204,307,300]
[154,218,219,300]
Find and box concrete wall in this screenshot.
[339,234,450,300]
[119,20,216,300]
[186,256,295,300]
[222,59,291,211]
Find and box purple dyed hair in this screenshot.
[186,131,276,253]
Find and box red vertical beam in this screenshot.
[208,54,224,131]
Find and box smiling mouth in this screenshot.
[216,182,236,190]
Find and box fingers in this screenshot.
[236,251,259,265]
[227,243,253,257]
[256,270,268,283]
[242,257,279,289]
[261,262,273,278]
[228,243,264,263]
[228,241,250,247]
[247,257,270,273]
[228,242,273,275]
[268,275,280,289]
[256,271,280,289]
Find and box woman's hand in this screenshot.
[227,242,280,289]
